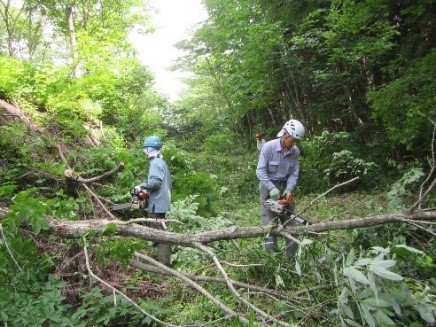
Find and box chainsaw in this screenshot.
[111,188,149,212]
[263,194,309,226]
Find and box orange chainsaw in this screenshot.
[111,188,149,211]
[263,193,309,225]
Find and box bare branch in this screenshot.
[57,143,70,168]
[412,113,436,211]
[297,177,360,216]
[0,99,39,131]
[400,219,436,237]
[0,224,23,272]
[134,251,248,325]
[193,242,292,327]
[130,258,290,299]
[63,162,124,198]
[82,238,171,326]
[65,162,125,184]
[82,183,118,220]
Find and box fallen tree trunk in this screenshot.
[0,99,39,131]
[44,209,436,246]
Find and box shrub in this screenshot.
[324,150,377,189]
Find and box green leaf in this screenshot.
[360,304,376,327]
[373,309,395,326]
[334,264,339,287]
[341,304,354,320]
[344,318,362,327]
[367,271,378,301]
[348,273,357,294]
[368,266,403,281]
[339,287,349,304]
[275,274,284,288]
[354,258,371,266]
[295,260,302,276]
[344,266,369,284]
[416,305,435,323]
[0,311,8,322]
[394,244,424,255]
[369,259,396,269]
[345,248,355,266]
[362,297,392,308]
[371,246,388,255]
[300,238,313,246]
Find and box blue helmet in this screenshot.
[143,135,162,149]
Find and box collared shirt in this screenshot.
[256,138,300,191]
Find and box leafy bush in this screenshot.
[0,275,79,327]
[163,145,222,216]
[168,196,233,269]
[324,150,377,188]
[72,287,151,327]
[299,131,353,193]
[202,132,239,153]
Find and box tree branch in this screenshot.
[65,162,125,184]
[133,251,248,325]
[129,258,291,299]
[297,177,360,216]
[410,117,436,211]
[193,242,292,327]
[82,238,172,326]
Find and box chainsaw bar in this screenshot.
[286,213,309,226]
[111,203,132,211]
[263,199,309,225]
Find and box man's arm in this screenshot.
[145,161,164,190]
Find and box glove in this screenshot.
[283,189,292,197]
[269,187,280,200]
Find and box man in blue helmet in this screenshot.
[134,135,172,266]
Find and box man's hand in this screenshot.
[269,187,280,200]
[283,189,292,197]
[133,184,147,194]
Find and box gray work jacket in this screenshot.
[256,138,300,191]
[140,157,172,213]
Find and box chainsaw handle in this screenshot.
[277,193,295,205]
[138,190,149,200]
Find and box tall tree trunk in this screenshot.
[2,0,17,56]
[66,6,79,78]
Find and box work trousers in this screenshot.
[148,212,171,266]
[259,181,298,257]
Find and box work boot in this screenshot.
[264,236,279,252]
[157,243,171,266]
[285,241,298,257]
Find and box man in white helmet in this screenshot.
[256,119,305,257]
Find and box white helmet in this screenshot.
[277,119,305,139]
